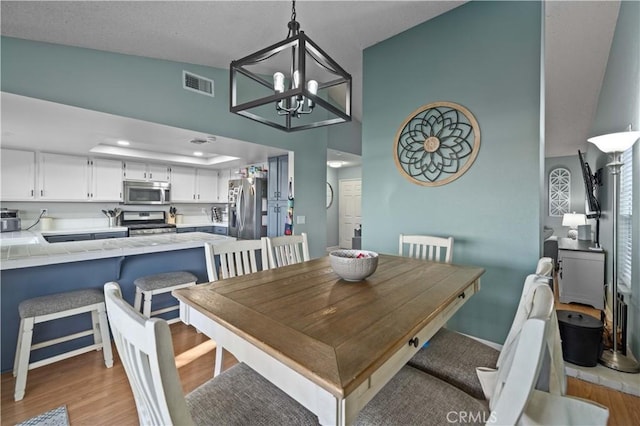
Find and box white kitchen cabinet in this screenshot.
[196,168,218,202]
[91,158,123,201]
[170,166,197,202]
[39,153,90,200]
[148,163,171,181]
[170,166,218,203]
[123,161,170,181]
[557,238,605,310]
[217,168,232,203]
[1,149,36,200]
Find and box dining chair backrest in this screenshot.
[266,233,310,268]
[103,282,194,426]
[535,256,554,278]
[204,238,269,282]
[489,316,549,424]
[399,234,454,263]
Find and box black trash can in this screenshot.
[557,310,603,367]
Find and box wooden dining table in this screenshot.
[174,254,484,426]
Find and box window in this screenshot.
[619,147,633,287]
[549,168,571,217]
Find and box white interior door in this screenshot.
[339,179,362,248]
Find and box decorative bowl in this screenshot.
[329,250,379,282]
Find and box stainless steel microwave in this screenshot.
[123,181,170,205]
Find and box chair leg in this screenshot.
[133,287,142,313]
[142,292,152,318]
[14,317,34,401]
[13,319,24,378]
[91,310,102,347]
[97,305,114,368]
[214,346,223,377]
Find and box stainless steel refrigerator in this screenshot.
[228,178,267,239]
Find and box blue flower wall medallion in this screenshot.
[394,101,480,186]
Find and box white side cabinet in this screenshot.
[557,238,605,310]
[1,149,36,200]
[39,153,90,200]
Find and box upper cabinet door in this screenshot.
[268,155,289,201]
[147,163,171,182]
[91,158,123,201]
[123,161,171,181]
[122,161,147,180]
[39,153,90,200]
[196,168,218,202]
[1,149,36,201]
[171,166,197,202]
[217,168,231,203]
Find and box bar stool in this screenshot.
[133,271,197,324]
[13,288,113,401]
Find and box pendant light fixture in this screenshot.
[230,1,352,132]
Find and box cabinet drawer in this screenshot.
[213,226,227,235]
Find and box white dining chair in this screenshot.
[204,238,269,282]
[399,234,454,263]
[356,313,551,425]
[265,233,310,268]
[103,282,319,426]
[407,264,565,400]
[203,238,269,376]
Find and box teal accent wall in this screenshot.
[362,1,542,344]
[590,0,640,357]
[0,36,358,258]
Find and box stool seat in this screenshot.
[133,271,198,324]
[19,289,104,318]
[134,271,197,291]
[14,288,113,401]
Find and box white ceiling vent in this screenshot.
[183,71,214,97]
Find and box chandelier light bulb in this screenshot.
[273,72,285,93]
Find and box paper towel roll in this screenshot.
[40,217,53,231]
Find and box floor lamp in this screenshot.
[588,130,640,373]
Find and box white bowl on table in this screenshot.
[329,250,379,282]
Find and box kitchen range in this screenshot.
[120,210,176,237]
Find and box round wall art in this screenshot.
[393,101,480,186]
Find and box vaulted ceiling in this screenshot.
[1,1,621,160]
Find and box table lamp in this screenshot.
[562,212,586,240]
[588,129,640,373]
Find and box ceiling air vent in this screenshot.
[183,71,214,97]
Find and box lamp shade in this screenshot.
[562,212,586,229]
[587,131,640,153]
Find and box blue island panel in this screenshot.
[1,247,209,372]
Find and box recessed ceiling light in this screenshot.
[327,161,344,168]
[193,151,203,157]
[117,140,130,146]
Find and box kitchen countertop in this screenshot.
[175,222,228,228]
[0,230,235,270]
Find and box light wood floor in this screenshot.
[2,322,639,426]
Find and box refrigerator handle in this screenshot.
[237,184,244,231]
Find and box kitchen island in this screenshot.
[0,231,235,372]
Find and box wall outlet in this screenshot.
[40,208,48,216]
[201,208,207,214]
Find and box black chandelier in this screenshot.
[230,1,352,132]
